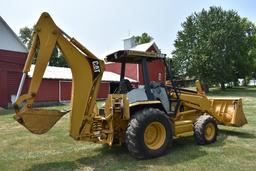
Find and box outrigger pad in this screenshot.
[14,109,69,134]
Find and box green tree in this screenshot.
[135,33,153,44]
[19,26,68,67]
[19,27,33,49]
[232,18,256,86]
[49,52,68,67]
[172,6,256,89]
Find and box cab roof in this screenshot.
[105,50,166,63]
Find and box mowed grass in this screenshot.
[0,87,256,171]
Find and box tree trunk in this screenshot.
[244,77,247,86]
[202,83,209,93]
[220,82,225,90]
[233,79,238,87]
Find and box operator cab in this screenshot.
[105,50,180,115]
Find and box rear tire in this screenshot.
[194,115,218,145]
[125,108,172,159]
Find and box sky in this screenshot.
[1,0,256,57]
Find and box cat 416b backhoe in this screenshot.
[13,12,247,159]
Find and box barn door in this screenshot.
[59,81,72,103]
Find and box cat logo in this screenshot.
[92,60,101,73]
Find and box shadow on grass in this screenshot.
[0,109,14,115]
[24,129,253,170]
[207,87,256,98]
[25,137,211,171]
[219,129,255,139]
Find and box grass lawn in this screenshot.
[0,87,256,171]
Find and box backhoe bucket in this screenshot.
[210,98,247,127]
[14,109,69,134]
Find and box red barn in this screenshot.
[25,65,138,103]
[0,16,27,107]
[105,36,165,86]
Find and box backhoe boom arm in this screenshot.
[14,12,105,140]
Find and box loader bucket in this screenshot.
[14,108,69,134]
[210,98,247,127]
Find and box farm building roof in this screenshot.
[0,16,28,53]
[129,41,160,53]
[28,65,137,82]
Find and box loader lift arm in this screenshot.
[14,12,105,140]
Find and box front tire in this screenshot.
[194,115,218,145]
[125,108,172,159]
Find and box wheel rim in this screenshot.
[204,122,216,141]
[144,121,166,150]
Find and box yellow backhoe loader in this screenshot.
[13,12,247,159]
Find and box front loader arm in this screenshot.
[14,12,105,140]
